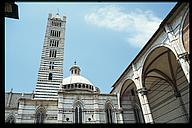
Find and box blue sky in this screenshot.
[5,2,177,93]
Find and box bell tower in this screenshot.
[34,13,66,100]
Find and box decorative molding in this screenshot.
[178,52,189,62]
[137,88,148,96]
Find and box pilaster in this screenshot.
[57,94,63,123]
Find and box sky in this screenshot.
[5,2,177,93]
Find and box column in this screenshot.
[177,53,189,82]
[117,92,121,109]
[132,64,153,123]
[116,92,123,123]
[137,87,153,123]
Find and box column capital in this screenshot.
[178,52,189,62]
[137,87,148,96]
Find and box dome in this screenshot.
[62,75,93,85]
[62,63,100,93]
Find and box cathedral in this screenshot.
[5,2,189,123]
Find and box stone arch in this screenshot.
[72,99,84,109]
[141,46,189,123]
[105,100,114,109]
[179,7,189,54]
[35,105,47,123]
[140,44,178,81]
[5,113,16,123]
[120,79,144,123]
[120,78,134,97]
[119,77,134,97]
[73,100,84,108]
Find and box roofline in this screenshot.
[18,98,57,101]
[5,92,33,94]
[110,2,186,93]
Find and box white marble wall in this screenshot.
[58,92,121,123]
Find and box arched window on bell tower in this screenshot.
[48,73,52,80]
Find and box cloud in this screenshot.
[84,6,162,47]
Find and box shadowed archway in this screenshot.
[120,79,144,123]
[142,46,189,123]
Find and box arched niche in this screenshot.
[35,106,47,123]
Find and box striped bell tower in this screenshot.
[34,13,66,100]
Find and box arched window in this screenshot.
[5,115,15,123]
[75,105,82,123]
[35,107,46,123]
[48,73,52,80]
[49,61,54,69]
[105,103,113,123]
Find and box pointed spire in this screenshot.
[55,11,61,20]
[57,8,60,15]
